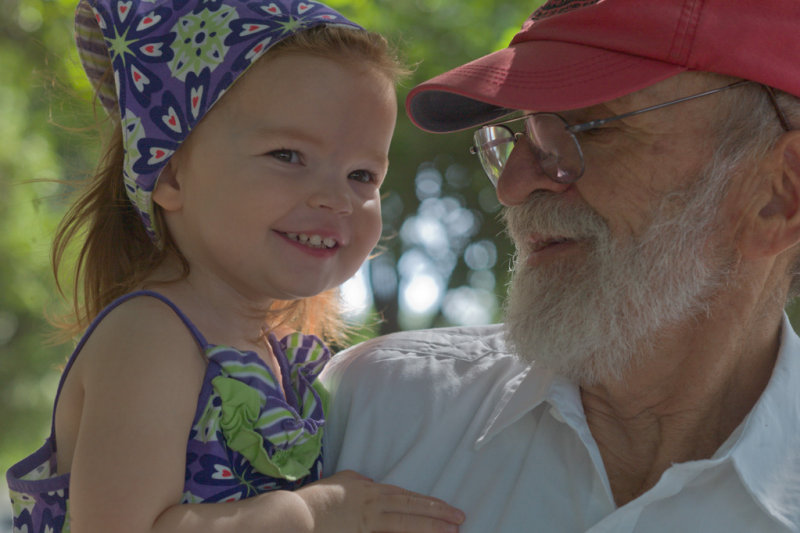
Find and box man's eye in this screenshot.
[348,169,377,184]
[269,149,301,163]
[579,127,612,138]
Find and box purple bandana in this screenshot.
[74,0,362,243]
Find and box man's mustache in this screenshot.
[502,191,609,246]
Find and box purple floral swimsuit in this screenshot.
[6,290,330,532]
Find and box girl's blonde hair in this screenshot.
[52,25,407,345]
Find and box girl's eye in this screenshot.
[348,169,377,184]
[269,149,301,163]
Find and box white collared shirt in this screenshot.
[321,316,800,533]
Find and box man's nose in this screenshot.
[495,134,570,206]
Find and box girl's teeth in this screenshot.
[284,232,336,249]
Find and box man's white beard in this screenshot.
[502,157,740,385]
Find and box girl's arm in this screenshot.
[150,470,464,533]
[65,297,463,533]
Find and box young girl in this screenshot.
[6,0,466,531]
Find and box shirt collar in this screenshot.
[474,362,554,450]
[474,314,800,526]
[726,313,800,527]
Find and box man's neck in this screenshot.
[580,301,782,506]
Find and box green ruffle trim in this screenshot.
[212,376,324,482]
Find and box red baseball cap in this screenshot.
[407,0,800,133]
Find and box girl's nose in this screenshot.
[496,134,570,206]
[308,179,353,215]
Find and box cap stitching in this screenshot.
[669,0,704,65]
[450,55,651,88]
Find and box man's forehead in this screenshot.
[557,72,732,116]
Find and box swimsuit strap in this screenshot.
[48,290,209,438]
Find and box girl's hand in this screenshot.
[295,470,466,533]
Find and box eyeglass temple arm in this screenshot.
[469,79,793,152]
[568,80,754,133]
[762,85,793,132]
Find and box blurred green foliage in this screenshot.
[5,0,800,493]
[1,0,99,480]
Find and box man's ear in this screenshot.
[151,156,184,212]
[738,132,800,259]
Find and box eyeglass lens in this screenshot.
[472,114,585,186]
[472,126,515,187]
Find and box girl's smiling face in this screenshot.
[153,51,397,303]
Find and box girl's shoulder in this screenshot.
[74,291,208,388]
[92,290,205,339]
[53,291,209,480]
[90,291,201,342]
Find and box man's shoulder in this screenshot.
[321,324,528,479]
[329,323,511,372]
[342,323,507,360]
[322,323,521,391]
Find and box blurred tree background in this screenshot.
[5,0,800,511]
[0,0,541,488]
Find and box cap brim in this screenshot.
[406,40,686,133]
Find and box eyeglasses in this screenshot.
[470,80,792,187]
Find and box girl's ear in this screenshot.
[742,132,800,259]
[152,156,184,212]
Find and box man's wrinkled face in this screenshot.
[502,169,736,384]
[500,76,746,385]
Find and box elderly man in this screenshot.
[321,1,800,531]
